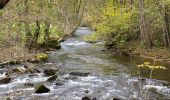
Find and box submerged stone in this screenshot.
[69,72,90,77]
[44,68,59,76]
[64,75,78,80]
[47,75,58,82]
[113,98,121,100]
[35,84,50,93]
[0,77,11,84]
[24,82,34,87]
[55,80,64,86]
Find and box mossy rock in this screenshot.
[48,38,61,49]
[35,84,50,93]
[48,42,61,49]
[35,53,48,62]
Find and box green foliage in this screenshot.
[86,0,170,49]
[138,62,167,70]
[0,0,84,50]
[35,53,48,62]
[83,32,98,43]
[86,1,138,48]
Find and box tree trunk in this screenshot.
[0,0,10,9]
[31,20,40,48]
[162,5,170,47]
[138,0,152,48]
[24,0,32,50]
[44,20,50,51]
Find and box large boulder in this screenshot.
[35,84,50,93]
[0,77,11,84]
[44,68,59,76]
[69,72,90,77]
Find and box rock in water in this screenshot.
[55,80,65,86]
[44,69,58,76]
[82,96,91,100]
[0,77,11,84]
[13,67,27,73]
[69,72,90,77]
[47,75,58,82]
[6,97,11,100]
[35,84,50,93]
[113,98,121,100]
[24,83,34,87]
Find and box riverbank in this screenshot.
[0,38,62,64]
[0,47,34,63]
[109,40,170,64]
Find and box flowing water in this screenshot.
[0,27,170,100]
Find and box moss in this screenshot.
[35,53,48,62]
[48,38,61,49]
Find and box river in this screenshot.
[0,27,169,100]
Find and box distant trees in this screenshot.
[0,0,86,51]
[85,0,170,49]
